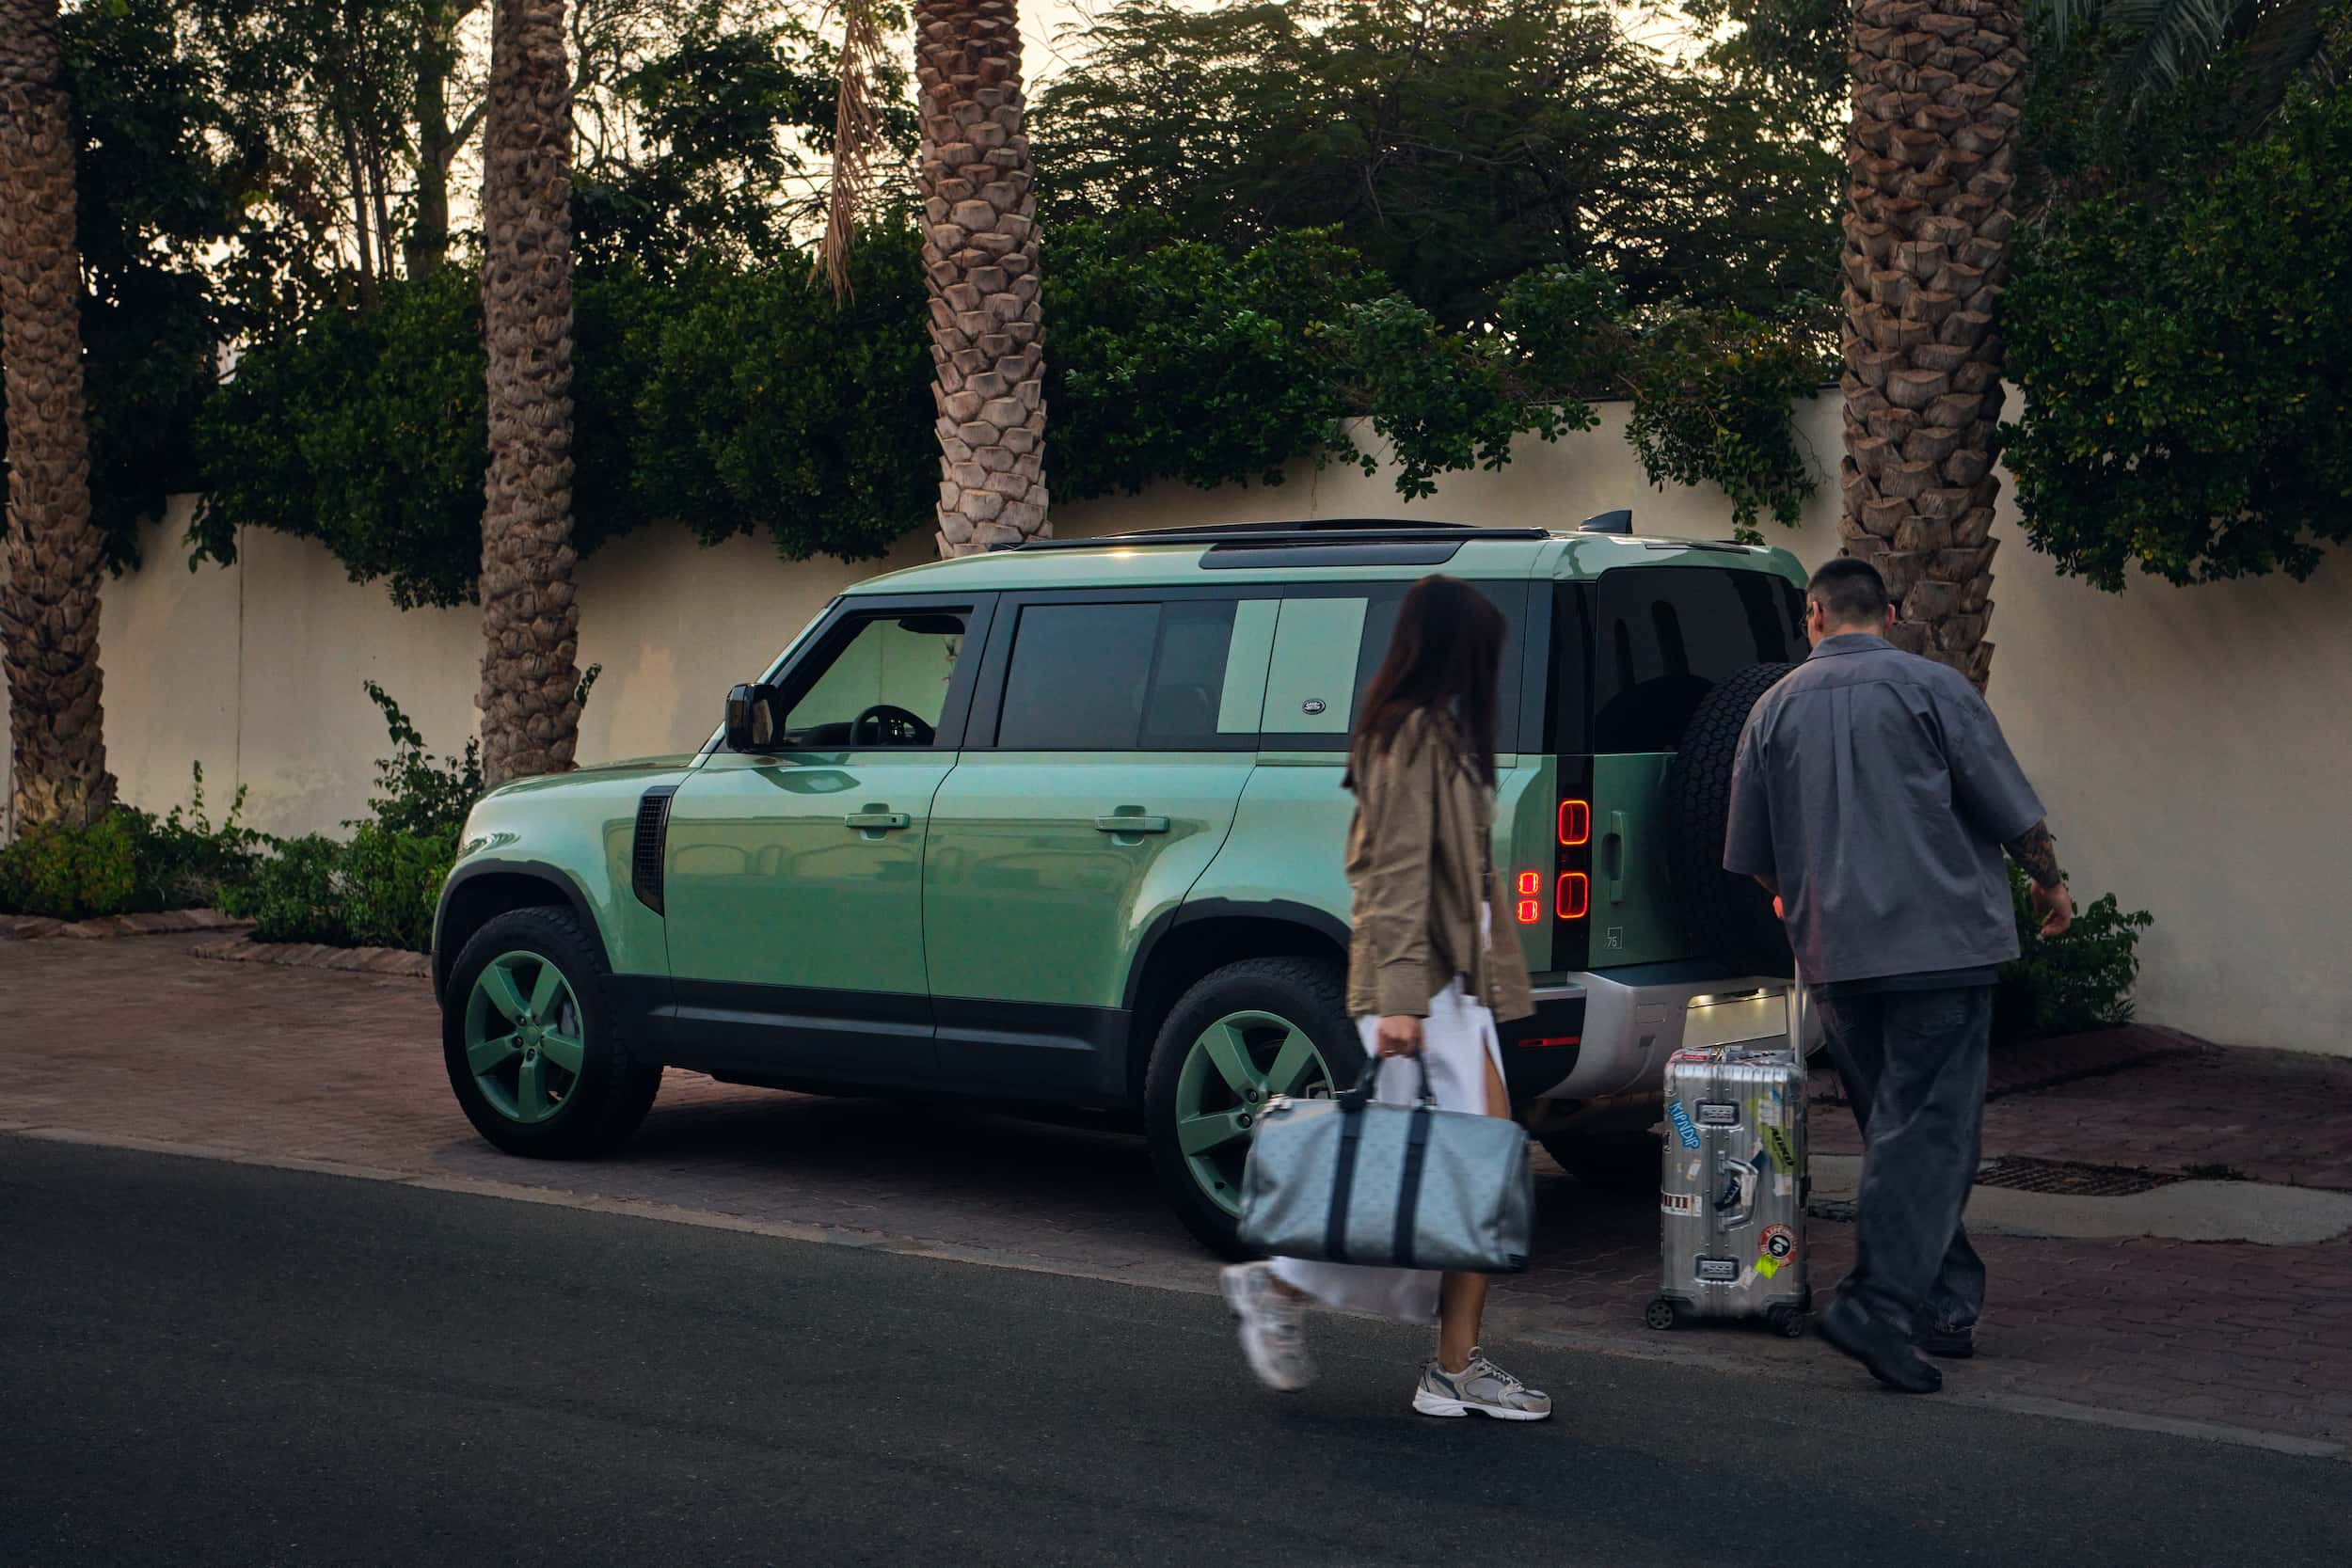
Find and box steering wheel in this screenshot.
[850,704,935,748]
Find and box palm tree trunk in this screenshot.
[476,0,583,785]
[1837,0,2027,689]
[0,0,113,832]
[914,0,1047,557]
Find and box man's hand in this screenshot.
[2029,879,2074,938]
[1375,1015,1423,1057]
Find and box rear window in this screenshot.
[1578,566,1804,752]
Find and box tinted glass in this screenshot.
[1587,566,1804,752]
[996,603,1156,749]
[1138,600,1246,748]
[780,610,966,748]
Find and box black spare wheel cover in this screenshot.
[1665,661,1796,979]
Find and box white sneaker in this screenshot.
[1220,1262,1313,1392]
[1412,1351,1552,1421]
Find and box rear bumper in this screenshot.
[1506,960,1820,1120]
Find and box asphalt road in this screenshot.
[3,1136,2343,1568]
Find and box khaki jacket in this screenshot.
[1343,709,1534,1022]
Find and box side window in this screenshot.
[993,598,1267,751]
[777,609,967,748]
[1588,566,1804,752]
[1261,583,1524,751]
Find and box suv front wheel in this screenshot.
[441,906,662,1158]
[1143,957,1365,1258]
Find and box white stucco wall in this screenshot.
[10,398,2347,1055]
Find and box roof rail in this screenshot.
[1579,509,1633,534]
[991,521,1550,552]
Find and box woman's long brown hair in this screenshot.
[1345,575,1507,792]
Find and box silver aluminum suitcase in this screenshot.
[1646,1019,1812,1337]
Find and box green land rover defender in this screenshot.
[432,516,1813,1255]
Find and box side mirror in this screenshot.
[723,683,777,752]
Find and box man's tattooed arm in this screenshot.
[2005,821,2063,889]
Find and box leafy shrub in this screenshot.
[1994,865,2155,1045]
[342,822,460,952]
[121,763,269,910]
[361,682,483,838]
[218,835,353,946]
[1626,301,1835,542]
[0,815,139,921]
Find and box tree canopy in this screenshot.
[1030,0,1842,325]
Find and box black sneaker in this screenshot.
[1817,1296,1943,1394]
[1915,1322,1976,1359]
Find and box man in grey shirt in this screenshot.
[1726,557,2073,1394]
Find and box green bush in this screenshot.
[218,835,353,946]
[361,682,483,838]
[1994,865,2155,1045]
[121,763,269,911]
[0,815,140,921]
[342,822,460,952]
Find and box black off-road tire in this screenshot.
[441,905,662,1159]
[1665,661,1797,978]
[1143,956,1366,1259]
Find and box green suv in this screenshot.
[432,516,1814,1254]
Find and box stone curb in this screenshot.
[189,935,430,978]
[0,908,253,942]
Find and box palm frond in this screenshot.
[813,0,889,302]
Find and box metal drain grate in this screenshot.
[1972,1156,2183,1196]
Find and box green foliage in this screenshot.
[217,834,353,946]
[192,264,491,609]
[340,821,461,952]
[0,816,139,922]
[361,683,484,838]
[2004,82,2352,589]
[1044,217,1388,500]
[1626,304,1836,543]
[1032,0,1842,325]
[1995,865,2156,1044]
[0,765,265,920]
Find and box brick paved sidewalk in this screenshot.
[5,935,2348,1450]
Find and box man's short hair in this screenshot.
[1808,556,1891,626]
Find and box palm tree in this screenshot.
[1836,0,2030,689]
[476,0,584,784]
[1839,0,2338,689]
[820,0,1048,558]
[0,0,113,830]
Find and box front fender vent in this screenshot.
[631,785,677,914]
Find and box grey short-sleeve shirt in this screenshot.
[1724,633,2044,985]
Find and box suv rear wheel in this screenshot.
[1144,957,1364,1258]
[442,906,662,1158]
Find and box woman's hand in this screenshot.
[1376,1015,1424,1057]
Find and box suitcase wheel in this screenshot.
[1644,1298,1678,1332]
[1767,1305,1810,1339]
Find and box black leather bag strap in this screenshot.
[1391,1104,1436,1269]
[1326,1105,1365,1263]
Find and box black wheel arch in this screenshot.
[433,860,609,1005]
[1120,900,1349,1101]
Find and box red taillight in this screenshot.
[1558,799,1590,847]
[1556,871,1589,920]
[1516,871,1541,924]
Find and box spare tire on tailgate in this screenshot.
[1665,661,1795,979]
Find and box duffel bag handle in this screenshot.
[1338,1052,1435,1113]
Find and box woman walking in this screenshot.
[1219,575,1550,1420]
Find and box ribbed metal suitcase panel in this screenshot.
[1657,1045,1810,1323]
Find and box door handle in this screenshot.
[1604,810,1629,901]
[844,810,911,832]
[1094,813,1170,835]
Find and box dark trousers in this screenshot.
[1811,985,1992,1335]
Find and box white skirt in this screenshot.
[1267,976,1509,1324]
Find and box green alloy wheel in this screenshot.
[464,950,586,1124]
[440,905,661,1159]
[1145,956,1360,1258]
[1173,1009,1337,1217]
